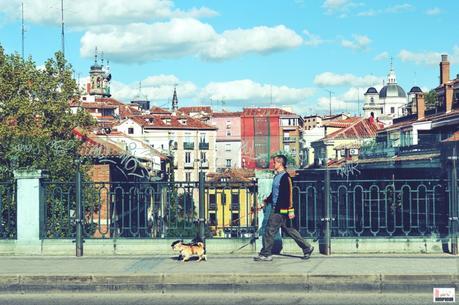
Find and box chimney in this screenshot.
[445,84,454,113]
[415,93,425,120]
[440,54,450,85]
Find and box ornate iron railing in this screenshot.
[293,178,448,238]
[42,180,258,239]
[0,182,16,239]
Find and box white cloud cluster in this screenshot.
[341,35,371,51]
[93,75,315,110]
[199,80,315,106]
[303,29,327,46]
[316,86,375,113]
[374,51,389,61]
[80,20,303,62]
[109,74,198,103]
[0,0,217,27]
[322,0,359,15]
[201,25,304,60]
[425,8,441,16]
[314,72,382,88]
[357,3,414,17]
[398,46,459,65]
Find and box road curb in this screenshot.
[0,273,457,293]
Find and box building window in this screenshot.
[185,172,191,182]
[226,159,232,168]
[199,133,206,143]
[185,152,191,164]
[231,193,239,210]
[226,120,231,129]
[391,107,395,114]
[200,151,207,163]
[226,129,232,136]
[128,127,134,134]
[209,212,217,225]
[225,143,231,151]
[231,212,239,226]
[209,194,216,210]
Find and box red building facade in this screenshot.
[241,108,282,169]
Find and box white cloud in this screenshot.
[426,7,441,16]
[199,80,315,107]
[317,96,348,111]
[322,0,357,15]
[201,25,303,60]
[0,0,217,27]
[80,19,303,62]
[385,3,413,13]
[341,34,371,51]
[357,10,376,16]
[374,51,389,61]
[109,74,198,103]
[314,72,382,87]
[316,86,376,113]
[357,3,414,17]
[398,47,459,65]
[303,29,327,46]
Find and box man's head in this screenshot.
[273,155,287,171]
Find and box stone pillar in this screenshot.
[14,170,46,253]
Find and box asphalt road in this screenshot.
[0,293,436,305]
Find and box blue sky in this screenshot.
[0,0,458,115]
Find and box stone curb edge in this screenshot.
[0,274,457,293]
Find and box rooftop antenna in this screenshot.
[101,51,104,67]
[323,89,334,116]
[21,1,25,59]
[61,0,65,57]
[357,88,360,116]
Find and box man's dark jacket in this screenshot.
[266,171,294,215]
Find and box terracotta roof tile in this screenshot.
[324,118,382,140]
[242,108,298,117]
[178,106,212,114]
[212,111,242,118]
[126,114,217,130]
[149,106,171,114]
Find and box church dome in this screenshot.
[365,87,378,94]
[379,84,406,98]
[408,86,422,94]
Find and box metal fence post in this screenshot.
[320,145,331,255]
[198,170,205,242]
[449,146,458,255]
[75,160,84,257]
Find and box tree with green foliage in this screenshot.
[425,90,438,110]
[0,46,94,181]
[0,47,95,238]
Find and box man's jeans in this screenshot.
[260,204,282,254]
[260,213,312,257]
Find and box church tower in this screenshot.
[171,86,178,112]
[88,48,111,98]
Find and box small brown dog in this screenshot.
[171,240,207,262]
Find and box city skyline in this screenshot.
[0,0,458,115]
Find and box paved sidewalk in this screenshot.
[0,254,457,294]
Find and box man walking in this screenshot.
[254,155,314,261]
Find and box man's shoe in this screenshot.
[303,246,314,260]
[253,255,273,262]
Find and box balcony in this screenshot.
[283,136,296,143]
[199,142,209,150]
[184,162,194,169]
[183,142,194,150]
